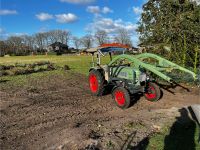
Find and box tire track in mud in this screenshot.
[0,76,115,149]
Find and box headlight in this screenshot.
[139,73,147,82]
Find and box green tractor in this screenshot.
[87,44,197,109]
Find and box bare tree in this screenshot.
[43,32,51,46]
[94,30,108,45]
[34,33,47,51]
[22,35,35,51]
[47,30,71,45]
[0,29,74,56]
[60,30,71,45]
[81,34,93,49]
[72,36,81,50]
[0,41,8,56]
[7,36,24,55]
[114,28,132,46]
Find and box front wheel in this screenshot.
[112,87,131,109]
[88,69,105,96]
[144,82,161,101]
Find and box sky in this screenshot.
[0,0,148,46]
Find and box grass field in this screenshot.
[0,55,199,149]
[0,55,110,86]
[0,55,111,75]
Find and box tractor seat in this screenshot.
[101,65,109,81]
[101,65,109,72]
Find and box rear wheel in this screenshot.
[88,69,105,96]
[112,87,131,109]
[144,82,161,101]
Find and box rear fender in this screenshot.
[89,67,101,72]
[111,80,126,94]
[89,67,105,75]
[111,85,118,95]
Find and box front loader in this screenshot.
[87,44,197,109]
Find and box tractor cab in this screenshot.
[87,43,130,66]
[87,43,132,81]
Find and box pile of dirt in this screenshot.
[0,72,199,149]
[0,61,56,76]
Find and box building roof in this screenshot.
[49,42,68,48]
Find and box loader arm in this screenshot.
[108,54,197,83]
[135,53,197,80]
[108,54,173,82]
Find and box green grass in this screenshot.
[0,55,110,75]
[0,55,111,89]
[147,121,200,150]
[0,70,67,89]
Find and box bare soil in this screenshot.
[0,72,199,150]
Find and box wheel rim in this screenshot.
[89,74,98,93]
[145,84,156,100]
[114,91,125,106]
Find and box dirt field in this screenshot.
[0,72,199,150]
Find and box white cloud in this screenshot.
[87,6,113,14]
[0,9,17,15]
[36,12,78,23]
[132,6,143,14]
[60,0,95,4]
[87,6,101,14]
[36,13,53,21]
[86,16,138,34]
[86,16,139,46]
[55,13,78,23]
[102,7,113,14]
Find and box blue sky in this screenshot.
[0,0,147,46]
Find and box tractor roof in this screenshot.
[86,43,130,53]
[100,47,127,52]
[100,43,130,48]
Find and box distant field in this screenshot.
[0,55,110,87]
[0,55,110,75]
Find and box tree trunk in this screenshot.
[182,33,187,67]
[193,45,199,74]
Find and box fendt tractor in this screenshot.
[87,44,197,109]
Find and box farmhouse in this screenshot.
[48,42,69,55]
